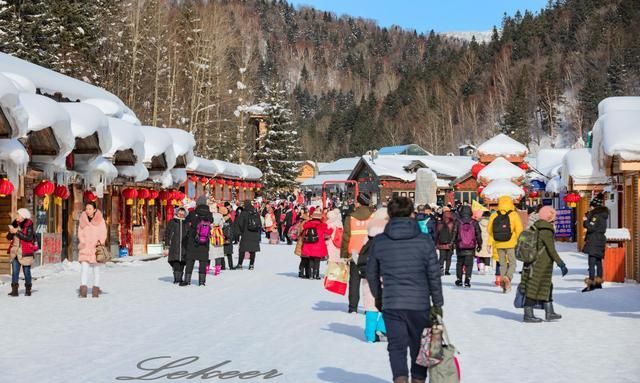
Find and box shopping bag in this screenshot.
[323,261,349,295]
[513,283,543,309]
[416,325,444,367]
[426,317,460,383]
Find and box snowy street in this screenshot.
[1,241,639,383]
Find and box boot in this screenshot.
[523,306,543,323]
[175,271,184,285]
[544,302,562,321]
[198,273,206,286]
[180,273,191,286]
[8,283,18,296]
[304,264,311,279]
[582,278,594,293]
[25,283,32,296]
[503,277,512,293]
[594,277,603,289]
[393,377,408,383]
[214,265,222,276]
[79,285,88,298]
[464,279,471,288]
[226,255,235,270]
[92,286,102,298]
[454,280,462,287]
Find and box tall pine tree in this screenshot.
[501,67,530,145]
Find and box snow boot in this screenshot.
[594,277,604,289]
[214,265,221,276]
[544,302,562,321]
[92,286,102,298]
[173,271,182,284]
[79,285,88,298]
[393,377,408,383]
[523,306,543,323]
[364,311,379,342]
[180,273,191,286]
[455,280,463,287]
[464,279,471,288]
[25,283,32,296]
[8,283,18,296]
[198,273,206,286]
[582,278,594,293]
[248,265,254,270]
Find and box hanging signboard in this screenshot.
[555,208,573,239]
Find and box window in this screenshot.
[455,191,478,204]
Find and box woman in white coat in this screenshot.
[325,209,343,263]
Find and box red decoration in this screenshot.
[149,190,159,199]
[34,180,55,197]
[0,178,14,197]
[454,183,461,190]
[158,190,171,206]
[122,188,138,205]
[233,181,241,187]
[529,190,539,198]
[138,188,151,200]
[226,180,233,186]
[201,177,209,184]
[189,175,199,183]
[563,192,581,208]
[84,191,98,202]
[471,163,486,179]
[241,182,248,190]
[209,179,217,186]
[54,185,70,200]
[477,186,484,194]
[519,162,529,170]
[217,178,225,185]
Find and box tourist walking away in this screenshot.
[325,209,343,263]
[341,192,374,313]
[275,202,284,242]
[220,206,235,270]
[183,196,213,286]
[436,209,456,275]
[77,202,108,298]
[164,207,188,284]
[209,203,226,276]
[7,208,37,297]
[264,206,278,244]
[366,197,443,383]
[301,209,333,279]
[356,209,389,343]
[521,206,568,322]
[454,205,482,288]
[488,196,523,293]
[283,204,294,245]
[236,200,262,270]
[295,211,310,277]
[582,193,609,292]
[415,204,436,242]
[474,210,492,274]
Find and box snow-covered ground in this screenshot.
[1,241,639,383]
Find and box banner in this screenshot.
[555,208,573,239]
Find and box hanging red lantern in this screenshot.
[158,190,171,206]
[233,181,241,188]
[471,163,486,179]
[248,182,255,189]
[563,192,581,208]
[122,188,138,205]
[256,183,262,190]
[34,180,55,197]
[200,177,209,184]
[519,162,529,170]
[0,178,14,197]
[477,186,484,195]
[209,178,217,186]
[138,188,151,200]
[225,180,233,186]
[241,182,248,190]
[529,190,539,198]
[148,190,159,206]
[217,178,225,185]
[189,175,199,183]
[54,185,70,200]
[83,190,98,202]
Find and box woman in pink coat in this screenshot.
[78,202,107,298]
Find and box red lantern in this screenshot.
[201,177,209,184]
[248,182,255,189]
[158,190,171,206]
[217,178,225,185]
[122,188,138,205]
[233,181,241,188]
[138,188,151,200]
[529,190,539,198]
[34,180,55,197]
[471,163,486,179]
[84,190,98,202]
[209,179,217,186]
[0,178,14,197]
[149,190,159,206]
[226,180,233,186]
[189,175,199,183]
[54,185,70,200]
[256,183,262,190]
[241,182,248,190]
[519,162,529,170]
[563,192,581,208]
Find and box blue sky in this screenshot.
[288,0,550,32]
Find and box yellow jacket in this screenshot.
[487,196,523,249]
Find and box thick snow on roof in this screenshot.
[361,155,416,181]
[545,176,564,194]
[0,138,29,186]
[117,161,149,182]
[477,157,525,183]
[122,107,141,125]
[418,156,474,178]
[75,156,118,188]
[150,170,174,189]
[171,168,188,185]
[477,133,529,157]
[214,160,244,179]
[18,93,74,158]
[187,157,222,176]
[562,148,609,187]
[59,102,111,154]
[1,72,36,94]
[359,155,473,182]
[598,96,640,116]
[301,172,351,187]
[533,149,570,178]
[0,73,19,107]
[104,117,145,162]
[239,164,263,180]
[164,128,196,164]
[592,109,640,162]
[319,157,361,173]
[186,157,260,180]
[139,126,176,170]
[82,98,123,118]
[481,178,525,201]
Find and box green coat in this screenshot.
[523,220,564,302]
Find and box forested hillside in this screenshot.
[1,0,639,161]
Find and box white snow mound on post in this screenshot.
[164,128,196,165]
[481,178,525,201]
[477,133,529,157]
[140,126,177,170]
[477,157,525,182]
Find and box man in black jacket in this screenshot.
[366,197,444,383]
[582,194,609,292]
[164,207,188,284]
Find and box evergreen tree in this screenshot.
[501,68,530,145]
[0,1,21,54]
[537,59,564,137]
[14,0,57,67]
[253,83,302,193]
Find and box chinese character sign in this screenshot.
[555,208,573,239]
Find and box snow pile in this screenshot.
[75,156,118,188]
[187,156,222,176]
[59,102,111,154]
[236,102,270,115]
[0,73,20,111]
[164,128,196,166]
[534,148,570,178]
[481,178,525,201]
[477,157,525,184]
[104,117,145,162]
[605,228,631,241]
[0,139,29,186]
[117,161,149,183]
[598,96,640,115]
[139,126,176,170]
[477,133,529,157]
[150,170,174,189]
[239,164,263,180]
[82,98,123,118]
[1,72,36,93]
[562,148,609,188]
[592,109,640,162]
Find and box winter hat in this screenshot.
[590,192,604,208]
[357,192,371,207]
[196,195,208,206]
[538,206,557,223]
[17,208,31,220]
[367,209,388,237]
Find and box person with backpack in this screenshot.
[415,204,437,243]
[436,209,456,276]
[301,209,333,280]
[341,192,375,314]
[236,200,261,270]
[366,197,443,383]
[164,207,189,284]
[521,206,568,322]
[582,193,609,292]
[182,196,214,286]
[219,206,235,270]
[487,196,523,293]
[454,205,482,287]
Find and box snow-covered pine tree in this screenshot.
[0,1,21,54]
[253,83,302,193]
[14,0,58,67]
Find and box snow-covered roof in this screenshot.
[301,173,351,187]
[187,157,222,176]
[481,178,525,201]
[186,156,261,180]
[1,72,36,93]
[533,149,570,178]
[75,156,118,188]
[171,168,188,185]
[214,160,244,179]
[117,161,149,183]
[592,109,640,162]
[357,155,473,183]
[417,156,474,178]
[82,98,123,118]
[164,128,196,165]
[150,170,174,189]
[104,117,145,162]
[598,96,640,116]
[545,176,564,194]
[477,133,529,157]
[562,148,609,187]
[239,164,263,180]
[59,102,111,154]
[319,157,360,173]
[0,138,29,186]
[18,93,74,160]
[139,126,176,170]
[361,155,417,181]
[477,157,525,183]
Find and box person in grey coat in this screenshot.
[236,200,261,270]
[164,207,188,284]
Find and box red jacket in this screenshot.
[301,219,333,258]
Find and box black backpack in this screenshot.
[493,211,512,242]
[246,211,261,232]
[437,222,453,244]
[303,227,319,243]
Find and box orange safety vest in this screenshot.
[347,216,372,255]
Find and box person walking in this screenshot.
[582,193,609,292]
[220,206,236,270]
[182,196,213,286]
[236,200,261,270]
[436,209,456,275]
[366,197,443,383]
[474,210,492,274]
[522,206,568,322]
[454,205,482,288]
[295,210,310,277]
[487,196,523,293]
[77,202,107,298]
[340,192,374,313]
[7,208,37,297]
[301,209,332,279]
[325,209,343,263]
[164,207,188,284]
[415,204,437,243]
[209,203,226,276]
[283,204,294,245]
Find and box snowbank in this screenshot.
[139,126,177,170]
[562,148,609,188]
[164,128,196,166]
[477,133,529,157]
[481,178,525,201]
[104,117,145,162]
[598,96,640,116]
[0,138,29,186]
[59,102,111,154]
[592,109,640,162]
[477,157,525,184]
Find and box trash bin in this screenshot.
[603,228,630,283]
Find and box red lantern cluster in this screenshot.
[529,190,539,198]
[471,163,486,179]
[0,178,14,197]
[34,180,55,197]
[54,185,70,200]
[84,191,98,202]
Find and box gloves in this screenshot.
[559,263,568,277]
[430,305,443,324]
